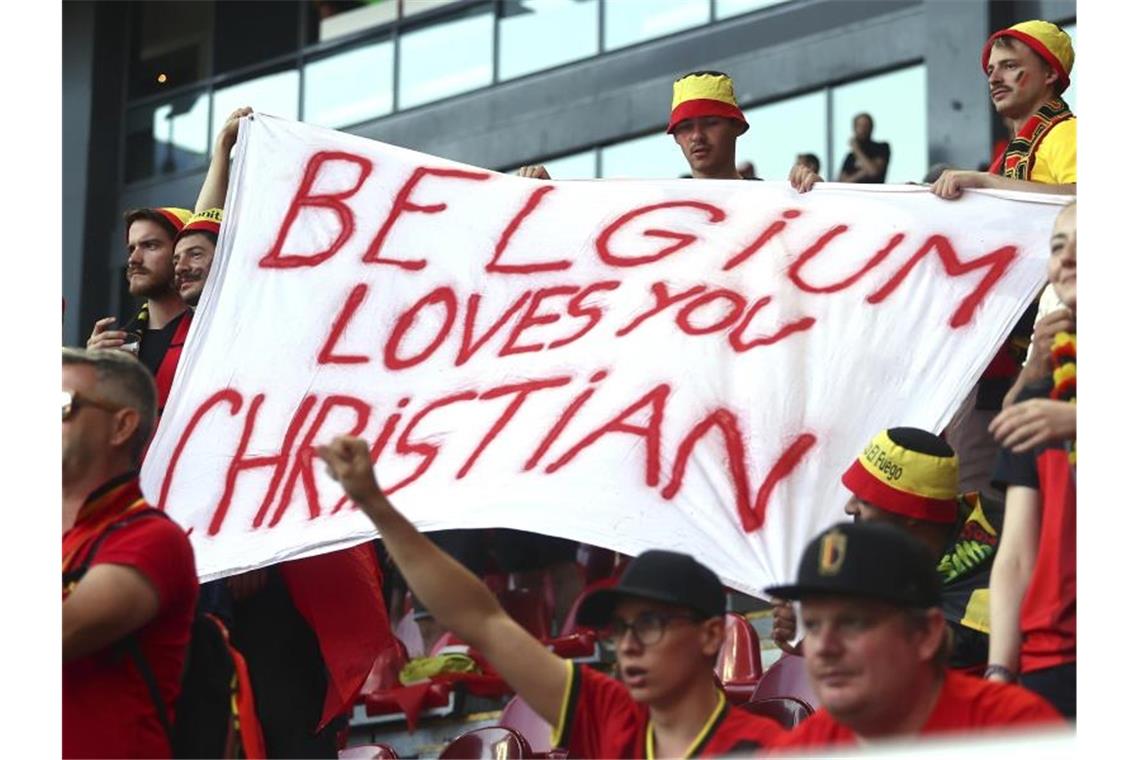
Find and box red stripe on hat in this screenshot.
[666,99,749,134]
[154,208,189,233]
[982,29,1070,91]
[841,459,958,524]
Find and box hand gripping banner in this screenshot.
[142,113,1069,594]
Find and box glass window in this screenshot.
[736,90,826,182]
[309,0,398,44]
[604,0,709,51]
[125,91,210,183]
[714,0,790,20]
[212,68,300,146]
[600,131,692,178]
[1062,23,1076,113]
[829,65,927,184]
[398,4,494,109]
[498,0,599,81]
[539,149,599,178]
[214,1,301,74]
[304,39,394,128]
[128,2,212,99]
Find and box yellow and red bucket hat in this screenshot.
[841,428,959,524]
[175,208,223,242]
[666,71,749,134]
[982,20,1074,92]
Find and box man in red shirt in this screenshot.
[766,522,1061,750]
[62,348,199,758]
[317,435,786,757]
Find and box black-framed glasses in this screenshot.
[601,611,701,647]
[62,390,122,421]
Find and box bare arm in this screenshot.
[317,436,568,725]
[195,106,253,212]
[63,564,160,661]
[986,485,1041,678]
[931,170,1075,200]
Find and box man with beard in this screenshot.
[86,207,192,414]
[172,209,222,308]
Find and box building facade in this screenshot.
[62,0,1076,346]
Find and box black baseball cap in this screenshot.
[765,522,941,608]
[577,550,726,626]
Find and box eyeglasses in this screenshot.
[62,389,122,421]
[601,611,701,647]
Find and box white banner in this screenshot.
[141,113,1068,595]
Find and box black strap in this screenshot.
[124,635,176,742]
[63,508,177,745]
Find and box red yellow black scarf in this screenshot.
[1050,331,1076,465]
[988,98,1074,179]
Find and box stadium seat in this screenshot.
[439,726,534,759]
[499,695,553,754]
[544,576,618,658]
[749,653,819,708]
[740,696,813,729]
[715,613,764,704]
[498,587,552,640]
[576,544,620,585]
[338,744,400,759]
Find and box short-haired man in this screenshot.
[86,207,193,413]
[63,348,198,758]
[931,20,1075,199]
[317,435,786,757]
[519,70,752,181]
[771,428,1002,671]
[173,209,222,307]
[767,522,1061,749]
[837,112,890,183]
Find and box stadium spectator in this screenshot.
[985,201,1076,719]
[931,20,1075,199]
[837,112,890,183]
[738,160,757,178]
[63,348,198,758]
[317,435,787,757]
[519,70,753,181]
[796,152,821,175]
[85,206,192,414]
[930,20,1076,498]
[173,210,222,307]
[772,428,1001,671]
[766,522,1061,749]
[184,106,396,757]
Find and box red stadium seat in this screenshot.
[576,544,620,585]
[544,577,617,658]
[740,696,813,729]
[499,696,554,754]
[498,587,552,640]
[715,613,764,704]
[439,726,534,759]
[749,653,819,708]
[339,744,400,759]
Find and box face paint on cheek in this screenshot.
[1013,69,1025,85]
